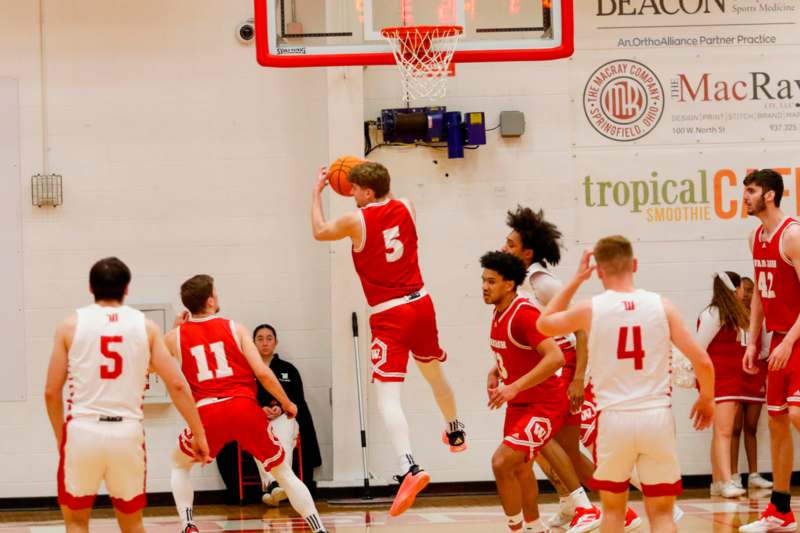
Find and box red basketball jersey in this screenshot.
[753,218,800,332]
[352,198,424,306]
[490,296,563,404]
[177,316,257,402]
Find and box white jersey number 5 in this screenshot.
[383,226,405,263]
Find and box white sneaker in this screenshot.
[710,481,722,496]
[547,497,575,528]
[748,473,774,489]
[673,504,684,523]
[720,479,746,498]
[732,473,744,489]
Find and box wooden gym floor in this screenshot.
[0,489,791,532]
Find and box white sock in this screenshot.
[399,453,416,475]
[569,486,591,509]
[270,460,319,519]
[254,456,276,490]
[507,511,523,530]
[304,512,326,532]
[170,465,194,527]
[374,381,415,474]
[524,518,548,532]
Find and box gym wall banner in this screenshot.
[576,0,799,50]
[573,148,800,241]
[571,52,800,147]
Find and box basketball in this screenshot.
[326,156,365,197]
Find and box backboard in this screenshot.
[254,0,573,68]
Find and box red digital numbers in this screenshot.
[100,335,123,379]
[616,326,645,370]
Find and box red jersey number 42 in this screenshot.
[617,326,645,370]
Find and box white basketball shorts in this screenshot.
[591,406,682,497]
[58,417,146,512]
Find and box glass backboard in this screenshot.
[254,0,573,67]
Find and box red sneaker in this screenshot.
[389,465,430,517]
[624,507,643,531]
[567,505,602,533]
[739,503,797,532]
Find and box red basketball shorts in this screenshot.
[580,383,598,448]
[766,333,800,416]
[58,418,146,513]
[503,400,566,462]
[179,397,285,471]
[369,294,446,382]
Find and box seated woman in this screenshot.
[215,324,322,504]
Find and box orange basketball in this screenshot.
[326,156,366,197]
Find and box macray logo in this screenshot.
[672,72,800,102]
[584,59,665,142]
[597,0,725,16]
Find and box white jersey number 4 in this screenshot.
[383,226,405,263]
[189,342,235,382]
[617,326,645,370]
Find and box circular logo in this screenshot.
[583,59,665,142]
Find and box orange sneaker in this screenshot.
[389,465,430,517]
[441,424,467,453]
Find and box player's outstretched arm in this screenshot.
[147,320,210,462]
[234,322,298,418]
[663,298,714,430]
[43,315,75,448]
[488,339,565,409]
[311,165,362,242]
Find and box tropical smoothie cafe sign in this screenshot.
[580,166,800,224]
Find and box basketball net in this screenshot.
[381,25,463,102]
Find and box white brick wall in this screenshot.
[0,0,332,497]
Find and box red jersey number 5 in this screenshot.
[100,335,123,379]
[617,326,645,370]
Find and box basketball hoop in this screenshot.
[381,25,463,102]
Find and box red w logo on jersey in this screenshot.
[623,301,635,311]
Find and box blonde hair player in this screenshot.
[311,161,466,516]
[538,236,714,533]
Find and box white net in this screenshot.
[381,25,463,102]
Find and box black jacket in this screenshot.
[216,353,322,501]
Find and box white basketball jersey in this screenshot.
[67,304,150,420]
[520,263,576,350]
[588,289,672,411]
